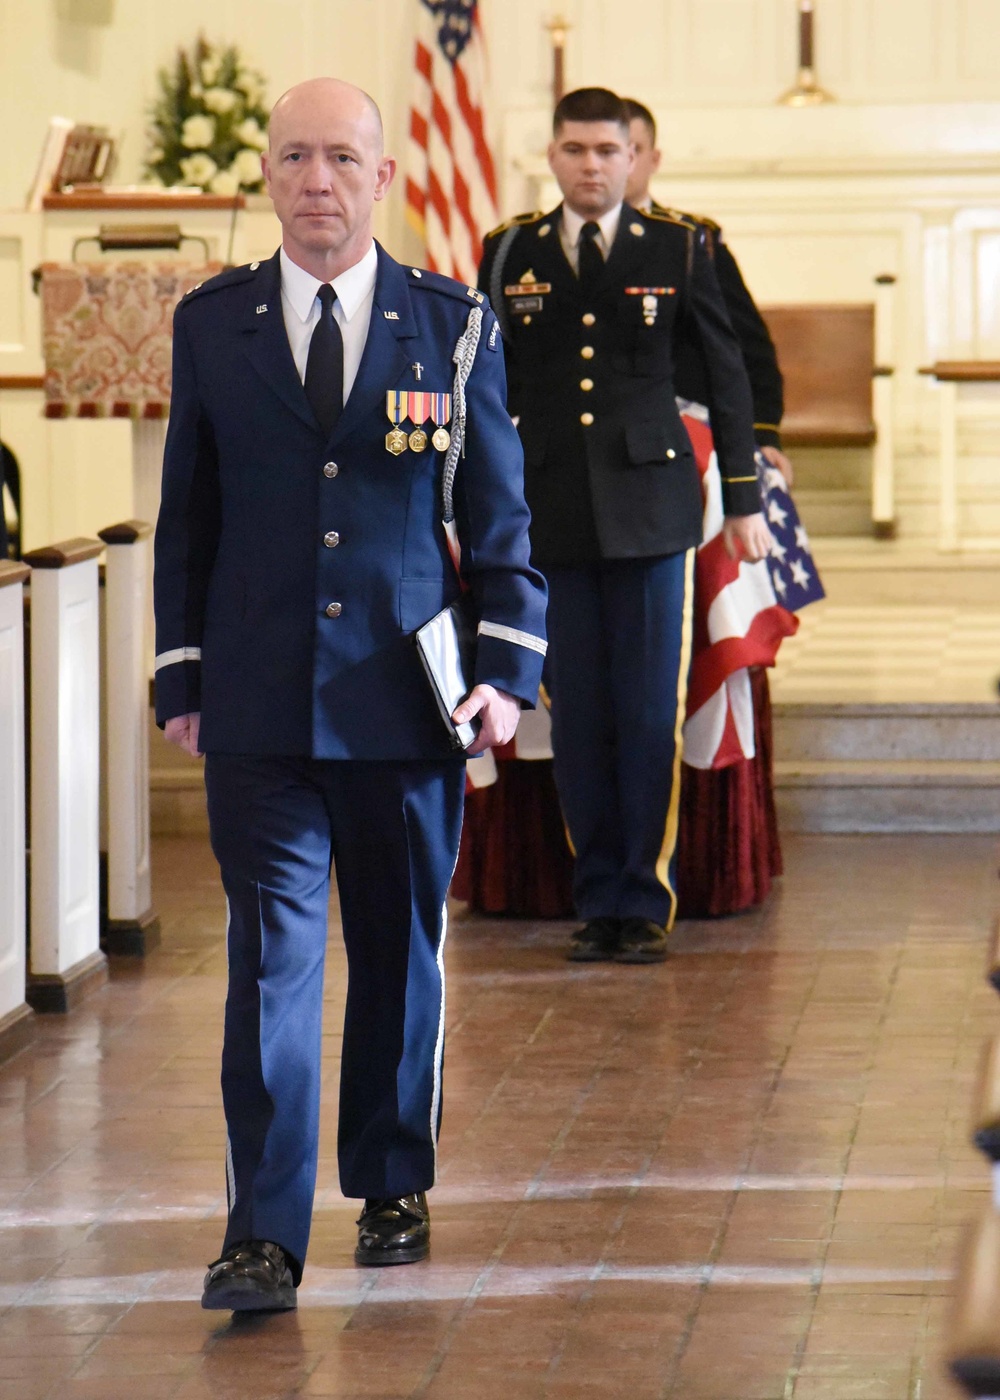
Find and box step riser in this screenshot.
[776,787,1000,834]
[774,706,1000,762]
[775,718,1000,762]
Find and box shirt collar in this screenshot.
[279,241,378,323]
[561,201,623,250]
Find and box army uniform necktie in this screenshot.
[578,221,603,285]
[304,282,344,437]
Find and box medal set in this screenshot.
[385,391,452,456]
[624,285,676,326]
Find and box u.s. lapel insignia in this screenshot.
[629,222,645,237]
[488,320,499,351]
[256,303,267,314]
[384,310,400,320]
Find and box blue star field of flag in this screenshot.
[758,456,825,612]
[421,0,476,62]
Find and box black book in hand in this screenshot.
[414,595,480,751]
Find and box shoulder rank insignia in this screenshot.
[484,209,543,240]
[645,206,697,229]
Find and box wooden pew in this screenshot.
[23,538,107,1012]
[919,362,1000,552]
[949,1210,1000,1396]
[0,560,32,1059]
[98,521,159,956]
[760,278,896,535]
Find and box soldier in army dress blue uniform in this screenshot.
[478,88,771,965]
[154,78,547,1309]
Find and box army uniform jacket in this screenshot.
[153,245,547,760]
[659,205,784,449]
[478,202,760,567]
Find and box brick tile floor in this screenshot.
[0,832,995,1398]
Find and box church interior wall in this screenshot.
[3,0,1000,548]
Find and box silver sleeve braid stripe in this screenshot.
[441,305,483,528]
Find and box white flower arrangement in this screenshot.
[144,35,268,194]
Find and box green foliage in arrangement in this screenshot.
[144,35,269,194]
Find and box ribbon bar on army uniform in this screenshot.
[625,286,674,295]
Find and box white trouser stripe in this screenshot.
[430,898,448,1174]
[154,646,202,671]
[477,621,547,655]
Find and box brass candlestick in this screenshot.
[545,14,570,106]
[779,0,834,106]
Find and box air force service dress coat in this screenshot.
[478,203,761,568]
[154,245,548,756]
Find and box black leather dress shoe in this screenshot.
[568,916,620,962]
[615,917,668,964]
[355,1192,430,1266]
[201,1240,297,1311]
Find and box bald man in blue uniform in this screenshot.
[154,78,546,1310]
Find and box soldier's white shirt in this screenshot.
[559,202,622,272]
[279,241,378,401]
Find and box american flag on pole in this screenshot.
[406,0,499,286]
[680,405,823,770]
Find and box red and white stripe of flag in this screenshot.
[680,411,798,770]
[406,1,499,286]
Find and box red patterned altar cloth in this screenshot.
[40,261,221,419]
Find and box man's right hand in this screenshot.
[164,712,203,758]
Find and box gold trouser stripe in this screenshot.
[654,547,695,932]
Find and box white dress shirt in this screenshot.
[279,242,378,401]
[559,203,622,274]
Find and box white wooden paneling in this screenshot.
[860,0,941,90]
[29,557,101,978]
[0,576,27,1024]
[0,213,42,375]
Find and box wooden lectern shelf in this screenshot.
[42,190,245,212]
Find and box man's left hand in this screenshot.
[723,512,772,562]
[453,684,521,756]
[760,444,794,486]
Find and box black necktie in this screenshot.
[578,221,603,285]
[304,283,344,437]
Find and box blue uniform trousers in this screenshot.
[544,551,695,931]
[204,754,465,1282]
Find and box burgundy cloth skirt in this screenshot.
[451,667,782,920]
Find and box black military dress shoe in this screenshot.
[568,916,620,962]
[201,1239,297,1311]
[355,1192,430,1266]
[615,917,668,964]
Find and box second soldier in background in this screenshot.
[478,87,770,964]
